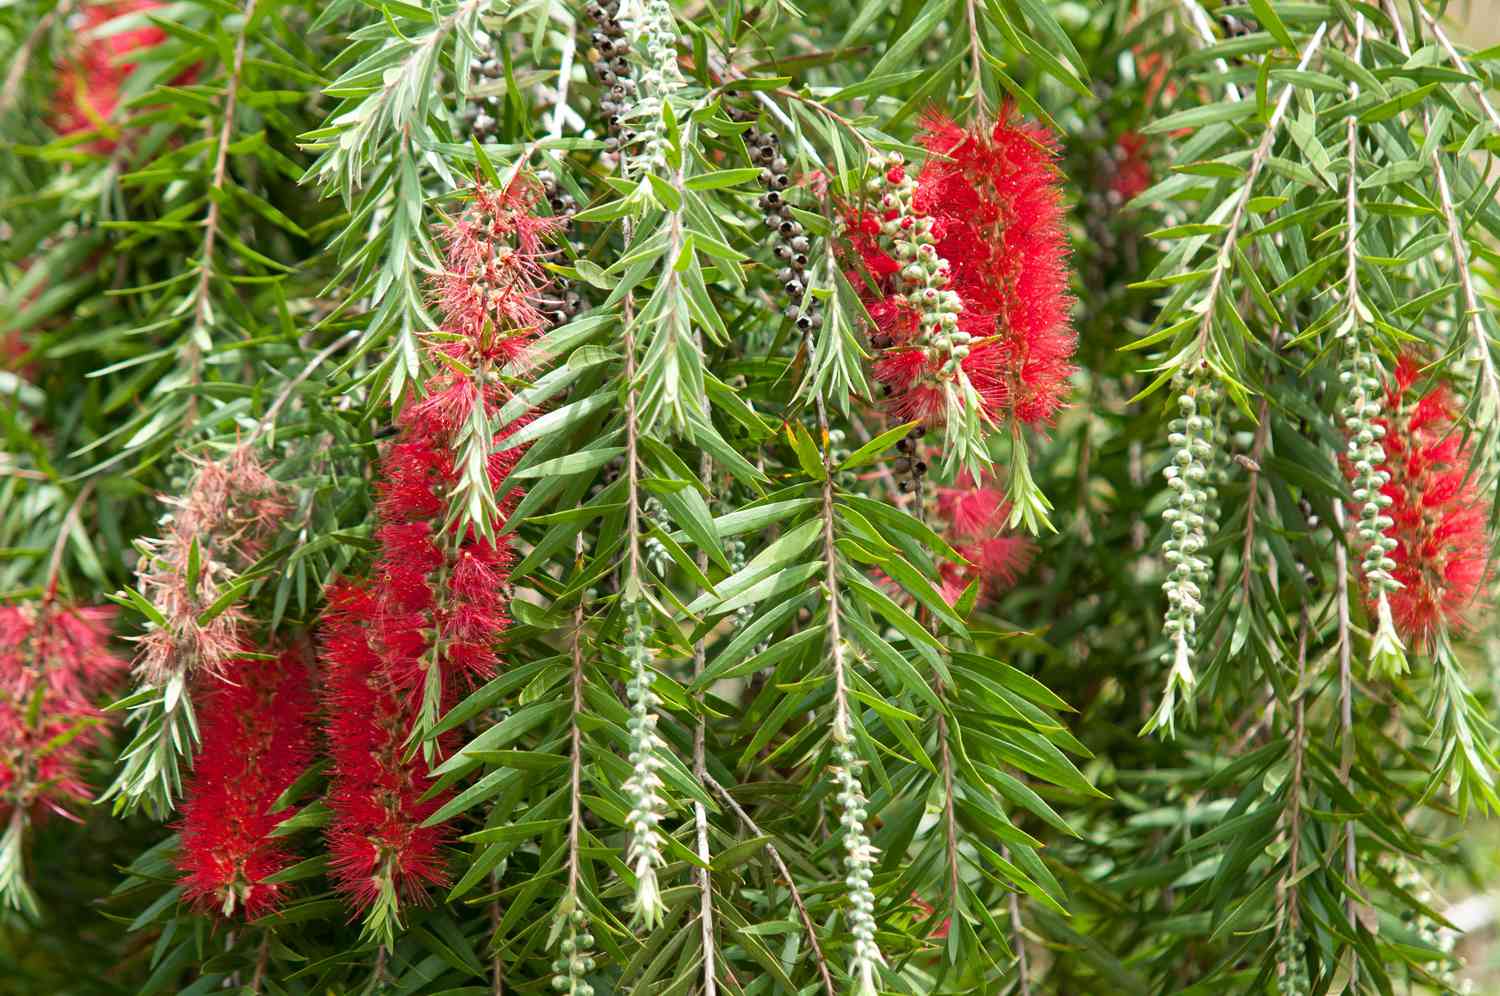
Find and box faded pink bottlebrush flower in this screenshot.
[0,602,127,825]
[1358,355,1491,648]
[175,647,316,919]
[132,445,289,686]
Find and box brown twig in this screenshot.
[703,774,836,996]
[43,479,96,602]
[0,0,74,115]
[184,0,260,410]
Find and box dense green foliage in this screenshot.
[4,1,1500,994]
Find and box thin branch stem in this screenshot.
[1004,845,1032,996]
[0,0,74,115]
[565,529,587,908]
[43,479,96,602]
[1190,22,1327,363]
[250,933,270,995]
[703,774,836,996]
[692,418,718,995]
[1331,500,1360,983]
[1176,0,1243,101]
[1416,6,1500,132]
[244,329,361,449]
[964,0,988,115]
[187,0,259,376]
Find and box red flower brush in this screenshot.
[1366,356,1490,648]
[847,108,1077,428]
[176,648,317,919]
[933,474,1035,607]
[0,602,126,825]
[320,583,451,913]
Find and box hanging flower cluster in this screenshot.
[132,446,288,687]
[176,648,316,919]
[846,109,1077,428]
[1355,355,1490,648]
[321,583,453,917]
[933,475,1035,607]
[51,0,166,149]
[318,179,554,923]
[0,603,126,825]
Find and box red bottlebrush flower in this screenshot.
[933,475,1035,608]
[313,179,555,923]
[0,602,126,824]
[915,110,1077,425]
[1109,132,1153,203]
[51,1,168,149]
[1359,356,1491,647]
[176,648,316,919]
[844,109,1076,427]
[909,892,952,940]
[320,584,451,911]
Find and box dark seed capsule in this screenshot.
[765,190,783,206]
[756,144,776,163]
[871,334,891,349]
[777,267,794,283]
[809,312,823,329]
[790,235,810,254]
[778,220,796,237]
[593,60,611,77]
[772,173,790,190]
[907,426,924,439]
[758,169,774,187]
[784,280,804,296]
[893,457,912,473]
[796,315,812,330]
[770,157,787,173]
[899,479,915,493]
[896,438,911,453]
[585,2,604,18]
[914,460,928,476]
[773,244,791,260]
[792,253,809,269]
[611,56,630,74]
[591,31,610,49]
[783,305,800,319]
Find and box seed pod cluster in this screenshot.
[749,127,823,338]
[891,425,928,494]
[583,1,636,156]
[458,36,503,141]
[537,171,585,327]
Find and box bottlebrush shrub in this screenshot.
[9,2,1500,994]
[1358,354,1490,649]
[175,647,315,919]
[0,601,126,913]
